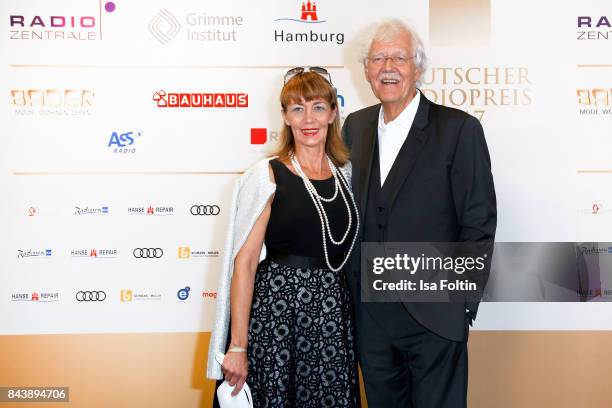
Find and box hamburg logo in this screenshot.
[274,0,326,23]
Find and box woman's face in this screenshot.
[282,98,336,151]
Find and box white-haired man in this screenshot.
[342,20,497,407]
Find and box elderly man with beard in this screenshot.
[342,20,497,408]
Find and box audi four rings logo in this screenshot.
[190,205,220,216]
[76,291,106,301]
[133,248,164,258]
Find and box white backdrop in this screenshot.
[2,0,612,334]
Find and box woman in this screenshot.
[207,67,359,407]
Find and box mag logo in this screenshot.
[153,90,248,108]
[8,1,117,41]
[273,0,344,45]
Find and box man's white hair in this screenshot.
[359,19,428,74]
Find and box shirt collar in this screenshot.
[378,90,421,131]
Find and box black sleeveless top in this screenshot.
[265,159,357,267]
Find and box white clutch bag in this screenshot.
[215,352,253,408]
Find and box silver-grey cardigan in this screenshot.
[206,157,352,379]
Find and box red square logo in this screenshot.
[251,128,267,145]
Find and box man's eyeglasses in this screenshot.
[284,66,332,85]
[366,54,416,66]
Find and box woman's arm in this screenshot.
[222,165,274,395]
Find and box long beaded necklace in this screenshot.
[290,154,360,272]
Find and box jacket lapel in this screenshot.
[387,95,431,210]
[357,106,379,226]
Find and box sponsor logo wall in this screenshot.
[2,0,612,336]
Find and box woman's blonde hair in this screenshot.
[273,71,349,167]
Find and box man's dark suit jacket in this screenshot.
[342,93,497,342]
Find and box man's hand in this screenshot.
[221,351,248,396]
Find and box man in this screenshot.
[342,20,497,407]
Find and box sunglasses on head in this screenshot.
[284,66,332,85]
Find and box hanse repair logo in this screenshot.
[8,1,117,41]
[107,130,143,154]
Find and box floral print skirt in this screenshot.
[246,259,358,408]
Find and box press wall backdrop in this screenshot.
[1,0,611,406]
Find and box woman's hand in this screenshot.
[221,351,249,396]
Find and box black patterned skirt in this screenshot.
[246,259,358,408]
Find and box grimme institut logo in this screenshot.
[148,8,245,44]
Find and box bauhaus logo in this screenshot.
[153,91,248,108]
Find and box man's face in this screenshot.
[365,31,421,110]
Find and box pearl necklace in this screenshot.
[290,154,360,272]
